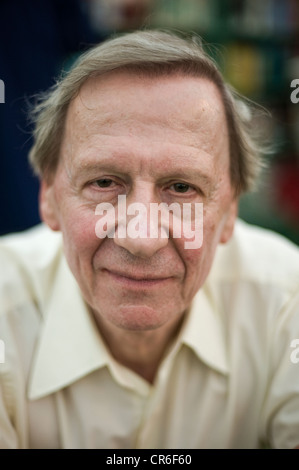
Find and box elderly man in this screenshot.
[0,30,298,449]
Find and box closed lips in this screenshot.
[104,269,172,282]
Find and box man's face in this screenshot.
[41,72,237,331]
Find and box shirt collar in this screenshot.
[180,284,229,375]
[28,251,110,400]
[28,250,228,400]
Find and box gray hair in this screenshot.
[29,29,266,194]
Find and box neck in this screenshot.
[92,312,186,384]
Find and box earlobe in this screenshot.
[39,180,60,231]
[219,199,238,244]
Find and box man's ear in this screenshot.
[39,179,60,231]
[219,199,238,244]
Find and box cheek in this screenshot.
[175,211,224,294]
[60,203,101,259]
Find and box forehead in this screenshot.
[61,71,230,184]
[67,71,227,137]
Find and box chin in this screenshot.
[102,304,177,332]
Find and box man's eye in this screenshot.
[95,179,113,188]
[171,182,191,193]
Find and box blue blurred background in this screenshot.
[0,0,298,244]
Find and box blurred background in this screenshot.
[0,0,298,244]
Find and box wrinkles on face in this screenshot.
[65,72,229,172]
[47,71,236,333]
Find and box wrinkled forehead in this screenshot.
[67,70,228,136]
[58,71,232,192]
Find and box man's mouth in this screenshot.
[103,269,173,288]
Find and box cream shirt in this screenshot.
[0,220,299,449]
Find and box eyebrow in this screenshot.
[69,154,217,193]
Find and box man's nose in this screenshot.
[113,194,169,258]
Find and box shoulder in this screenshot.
[207,221,299,449]
[0,225,63,444]
[207,219,299,331]
[0,224,62,267]
[210,219,299,291]
[0,225,63,400]
[0,224,63,316]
